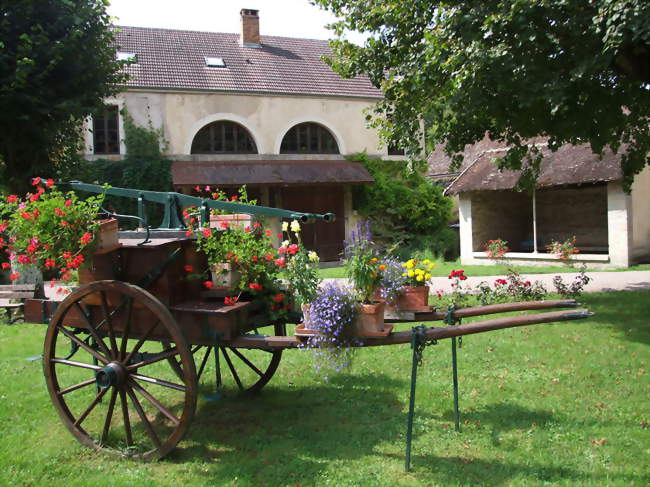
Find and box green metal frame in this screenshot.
[65,181,336,230]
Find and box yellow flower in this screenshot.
[415,269,424,275]
[290,219,301,233]
[425,273,432,279]
[370,272,378,278]
[405,260,415,269]
[416,274,424,282]
[371,257,378,263]
[407,270,415,278]
[281,221,289,232]
[402,273,408,277]
[308,251,319,262]
[423,259,431,265]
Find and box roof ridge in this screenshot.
[114,24,333,44]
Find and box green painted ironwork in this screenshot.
[405,324,437,472]
[444,306,463,433]
[64,181,336,229]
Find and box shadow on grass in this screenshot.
[439,402,555,431]
[581,292,650,345]
[397,453,650,486]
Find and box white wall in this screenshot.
[630,166,650,262]
[86,90,386,157]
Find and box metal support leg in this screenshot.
[405,325,436,472]
[451,336,461,432]
[405,330,420,472]
[204,323,225,402]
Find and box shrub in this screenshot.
[350,153,454,257]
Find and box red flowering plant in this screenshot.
[546,236,579,262]
[484,239,509,260]
[185,187,290,319]
[0,178,105,282]
[438,269,472,308]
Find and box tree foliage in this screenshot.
[313,0,650,190]
[0,0,125,193]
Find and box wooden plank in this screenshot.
[0,292,35,299]
[0,284,36,291]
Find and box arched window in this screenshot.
[280,123,339,154]
[191,121,257,154]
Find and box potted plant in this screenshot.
[189,187,291,320]
[343,221,385,334]
[300,282,359,379]
[397,258,435,308]
[0,178,110,285]
[281,219,321,329]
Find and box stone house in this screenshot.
[83,9,399,260]
[429,140,650,268]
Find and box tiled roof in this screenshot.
[445,143,622,195]
[113,25,382,99]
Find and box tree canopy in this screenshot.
[313,0,650,190]
[0,0,125,193]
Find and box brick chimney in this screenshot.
[240,9,260,48]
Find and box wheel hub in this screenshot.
[95,362,126,388]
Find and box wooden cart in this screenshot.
[24,183,592,462]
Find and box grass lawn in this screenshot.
[318,260,650,279]
[1,291,648,486]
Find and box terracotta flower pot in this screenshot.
[395,285,430,309]
[353,301,385,335]
[211,262,241,288]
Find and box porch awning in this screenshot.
[171,160,374,188]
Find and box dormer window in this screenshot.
[117,51,137,63]
[205,56,226,68]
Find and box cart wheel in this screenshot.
[164,322,284,395]
[43,280,197,460]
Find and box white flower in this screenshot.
[308,251,319,262]
[282,240,290,248]
[281,221,288,232]
[290,219,301,233]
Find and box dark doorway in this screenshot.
[280,186,345,261]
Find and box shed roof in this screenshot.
[114,26,382,99]
[445,143,622,195]
[171,160,374,187]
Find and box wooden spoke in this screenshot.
[51,358,102,371]
[129,379,180,426]
[126,385,162,448]
[100,291,119,357]
[228,347,264,377]
[221,348,244,391]
[73,386,109,427]
[57,378,97,396]
[119,388,133,447]
[57,326,109,365]
[101,387,118,445]
[131,373,186,392]
[196,347,212,380]
[126,347,180,371]
[44,281,196,460]
[119,297,134,361]
[123,320,161,365]
[73,302,112,358]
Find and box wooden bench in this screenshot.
[0,284,37,324]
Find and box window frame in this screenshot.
[92,105,120,155]
[190,121,257,154]
[280,122,339,154]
